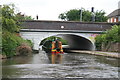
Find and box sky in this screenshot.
[1,0,120,20]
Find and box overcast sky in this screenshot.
[1,0,120,20]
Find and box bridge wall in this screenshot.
[20,31,99,50]
[20,20,118,51]
[21,20,115,31]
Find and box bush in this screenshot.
[16,43,32,56]
[2,31,18,57]
[2,31,33,57]
[1,4,33,58]
[95,25,120,50]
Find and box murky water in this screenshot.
[2,50,119,78]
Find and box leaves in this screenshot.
[2,4,33,57]
[58,8,108,22]
[16,13,34,20]
[95,25,120,50]
[2,32,17,56]
[95,10,108,22]
[66,9,80,21]
[2,4,20,33]
[2,31,33,57]
[40,36,68,45]
[58,13,66,20]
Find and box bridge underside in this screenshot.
[62,34,94,50]
[42,34,95,51]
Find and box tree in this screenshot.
[95,10,108,22]
[2,4,20,33]
[16,12,34,20]
[58,13,66,21]
[66,9,80,21]
[95,25,120,50]
[2,4,34,32]
[82,9,92,22]
[2,4,33,57]
[58,8,108,22]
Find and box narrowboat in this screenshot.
[42,40,64,55]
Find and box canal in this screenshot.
[2,50,119,78]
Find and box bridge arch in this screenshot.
[20,20,115,50]
[20,31,96,50]
[39,34,95,51]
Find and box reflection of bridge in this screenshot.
[20,20,116,50]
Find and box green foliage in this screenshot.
[40,36,68,45]
[2,4,33,57]
[2,31,18,56]
[58,13,66,21]
[0,6,2,53]
[105,25,120,42]
[2,31,33,57]
[95,10,108,22]
[58,8,108,22]
[2,4,20,33]
[16,12,34,20]
[25,40,33,48]
[95,25,120,50]
[66,9,80,21]
[82,10,92,22]
[2,4,34,33]
[95,34,106,50]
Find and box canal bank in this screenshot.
[67,50,120,58]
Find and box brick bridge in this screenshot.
[20,20,118,50]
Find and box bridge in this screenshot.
[20,20,117,50]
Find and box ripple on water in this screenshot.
[2,52,119,78]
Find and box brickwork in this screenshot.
[21,20,118,31]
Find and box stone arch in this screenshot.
[61,34,95,50]
[39,34,95,51]
[20,31,95,50]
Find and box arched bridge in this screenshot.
[20,20,117,50]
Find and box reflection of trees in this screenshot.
[2,66,21,78]
[95,56,119,67]
[2,55,33,65]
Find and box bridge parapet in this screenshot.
[21,20,118,31]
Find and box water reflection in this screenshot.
[2,50,119,78]
[2,55,33,65]
[50,54,63,64]
[95,55,119,67]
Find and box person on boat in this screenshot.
[55,39,64,54]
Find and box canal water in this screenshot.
[2,50,119,78]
